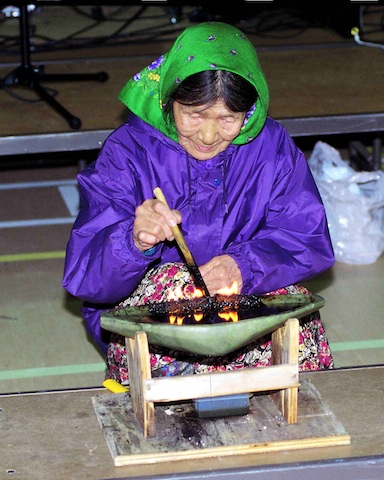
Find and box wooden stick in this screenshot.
[153,187,194,265]
[153,187,210,295]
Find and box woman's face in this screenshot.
[173,99,246,161]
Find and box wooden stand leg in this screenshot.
[125,320,299,437]
[125,332,155,438]
[271,318,299,423]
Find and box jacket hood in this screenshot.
[118,22,269,145]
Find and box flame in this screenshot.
[169,314,184,325]
[217,281,239,296]
[167,287,182,301]
[218,311,239,322]
[217,281,239,322]
[166,281,240,325]
[166,286,205,325]
[193,289,204,298]
[167,286,204,301]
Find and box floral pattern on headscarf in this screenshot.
[118,22,269,145]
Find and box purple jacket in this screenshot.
[62,114,334,353]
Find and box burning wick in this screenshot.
[217,311,238,322]
[216,281,239,296]
[166,282,240,324]
[167,287,204,323]
[217,282,239,322]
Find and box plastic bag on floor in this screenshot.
[308,141,384,265]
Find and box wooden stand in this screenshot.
[125,318,300,438]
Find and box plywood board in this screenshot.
[92,378,350,467]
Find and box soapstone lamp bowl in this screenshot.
[101,293,324,357]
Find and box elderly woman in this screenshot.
[62,22,334,384]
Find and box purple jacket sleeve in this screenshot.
[224,146,334,295]
[62,141,162,305]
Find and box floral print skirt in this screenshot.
[105,263,334,385]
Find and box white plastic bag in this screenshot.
[308,141,384,265]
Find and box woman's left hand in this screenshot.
[199,255,243,295]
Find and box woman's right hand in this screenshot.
[133,199,182,252]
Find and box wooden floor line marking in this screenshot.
[0,251,66,262]
[0,363,106,381]
[331,339,384,351]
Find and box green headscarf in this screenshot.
[118,22,269,145]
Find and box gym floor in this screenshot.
[0,4,383,394]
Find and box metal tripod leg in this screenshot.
[0,4,109,130]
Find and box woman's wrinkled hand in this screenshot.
[199,255,243,295]
[133,199,182,252]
